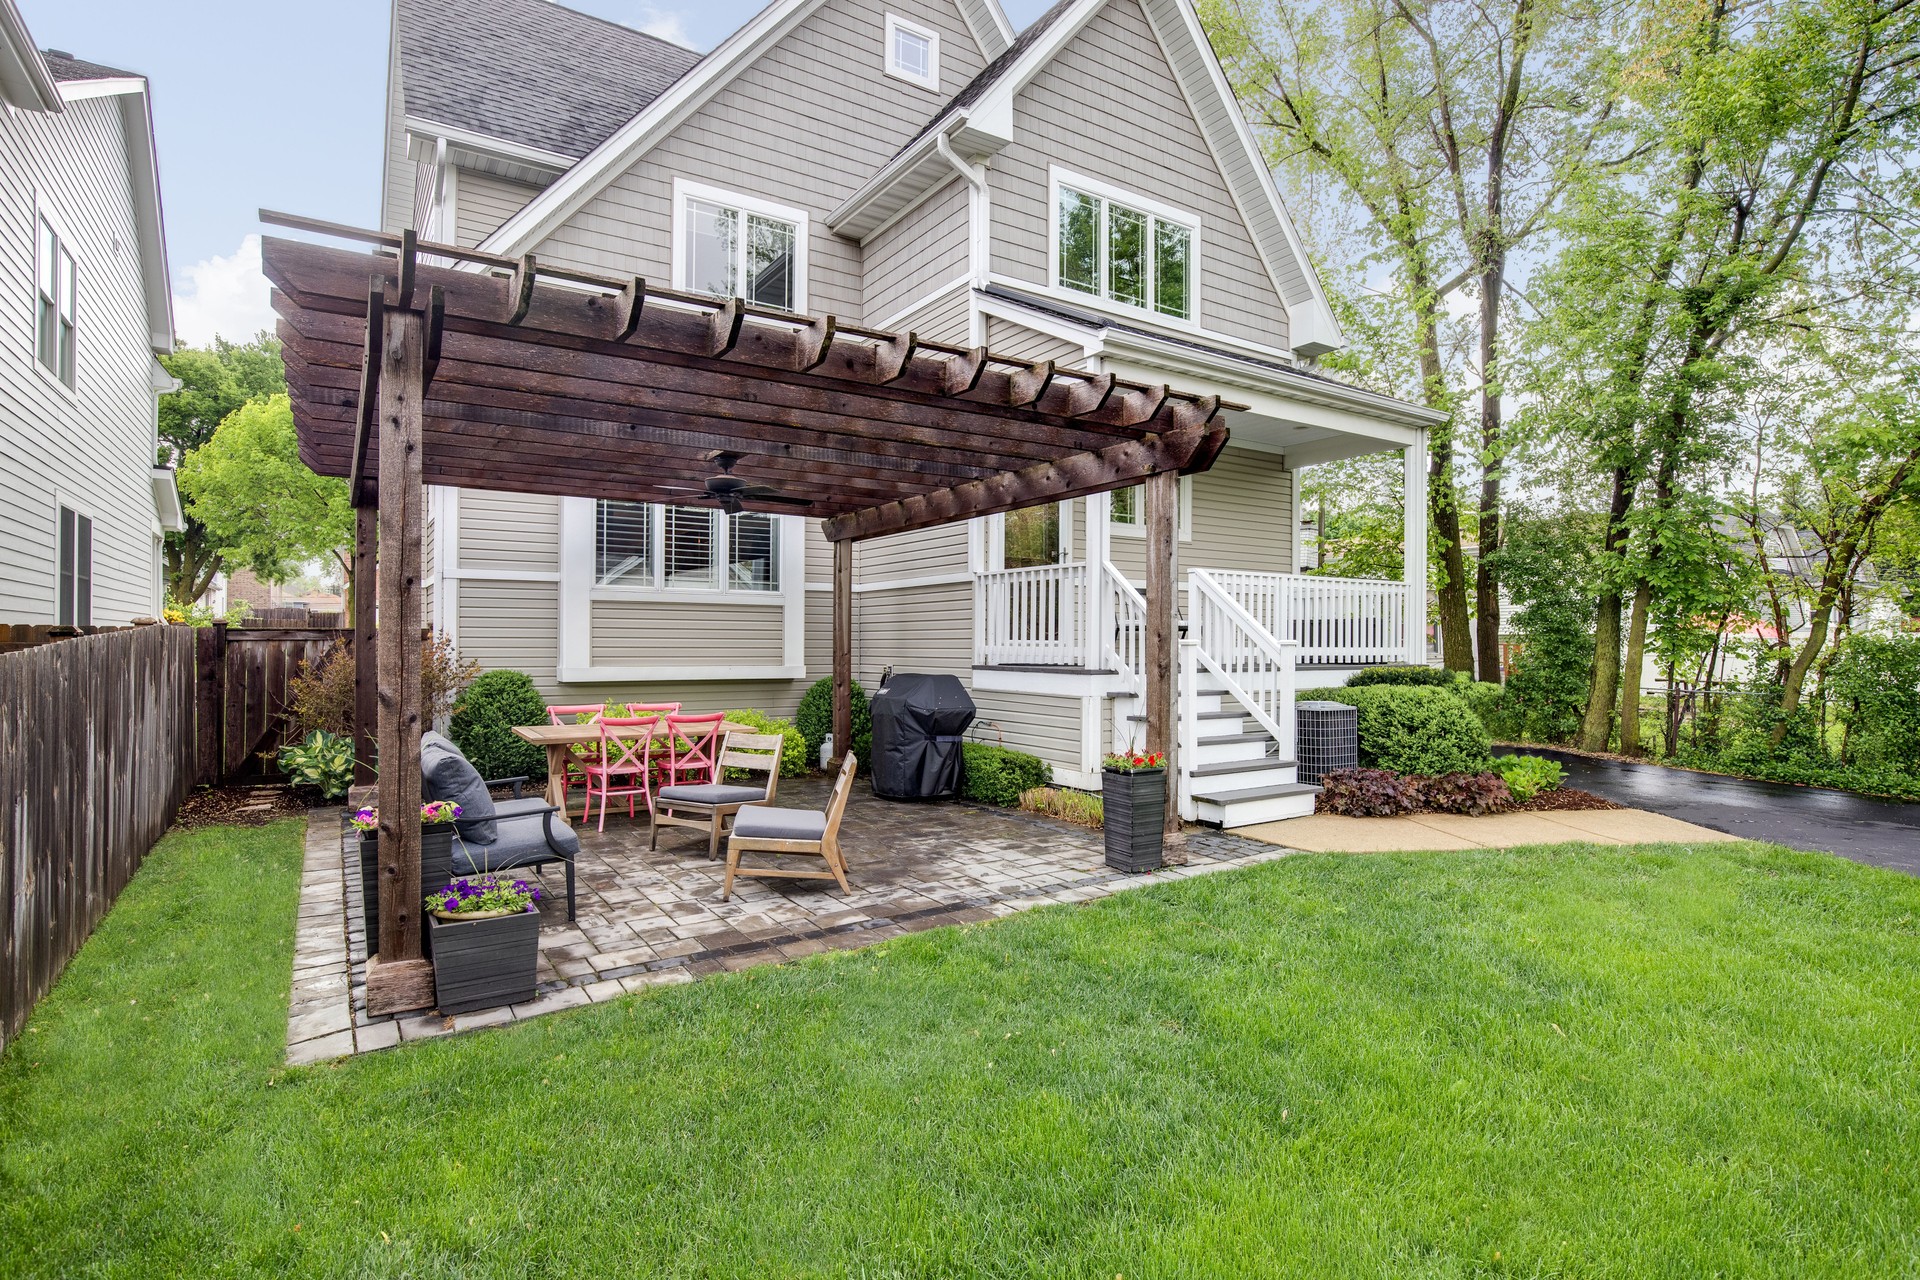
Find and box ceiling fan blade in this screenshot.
[736,487,813,506]
[653,483,708,494]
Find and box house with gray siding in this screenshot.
[0,0,181,628]
[379,0,1442,826]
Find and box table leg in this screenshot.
[545,745,569,811]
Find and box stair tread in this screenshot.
[1187,759,1297,778]
[1198,730,1273,745]
[1125,711,1239,722]
[1192,781,1322,804]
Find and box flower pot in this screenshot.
[428,907,541,1014]
[1103,767,1167,873]
[358,824,457,959]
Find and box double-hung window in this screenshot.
[676,181,806,314]
[1053,172,1196,322]
[36,215,76,387]
[594,501,781,594]
[57,505,92,625]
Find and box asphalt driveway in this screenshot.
[1500,747,1920,876]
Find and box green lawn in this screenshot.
[2,820,1916,1278]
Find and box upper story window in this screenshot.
[884,14,939,89]
[36,214,76,388]
[1052,169,1197,322]
[674,180,807,314]
[57,505,92,625]
[595,500,781,594]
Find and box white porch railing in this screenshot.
[974,562,1090,666]
[1188,568,1298,759]
[1206,570,1409,666]
[1105,560,1146,686]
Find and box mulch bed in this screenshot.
[173,784,313,830]
[1506,787,1620,813]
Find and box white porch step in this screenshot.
[1191,782,1320,828]
[1194,730,1272,765]
[1186,758,1297,788]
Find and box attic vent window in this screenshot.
[884,15,938,90]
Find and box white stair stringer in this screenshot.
[1101,566,1318,830]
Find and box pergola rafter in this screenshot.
[261,217,1230,1016]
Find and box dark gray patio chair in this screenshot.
[422,731,579,920]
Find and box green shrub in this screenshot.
[720,708,810,779]
[276,729,355,799]
[794,677,872,768]
[1455,680,1519,739]
[1490,753,1564,801]
[1827,634,1920,773]
[448,669,549,781]
[1316,685,1492,776]
[1346,664,1459,688]
[961,742,1052,806]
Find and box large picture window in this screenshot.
[36,215,76,387]
[594,501,780,593]
[676,181,806,314]
[1053,175,1195,322]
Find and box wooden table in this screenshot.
[512,721,760,813]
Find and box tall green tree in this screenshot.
[1521,0,1920,751]
[157,332,287,602]
[175,395,355,596]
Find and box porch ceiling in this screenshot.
[263,221,1234,542]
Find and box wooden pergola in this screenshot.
[263,218,1231,1014]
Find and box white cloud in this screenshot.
[632,4,694,46]
[172,234,275,348]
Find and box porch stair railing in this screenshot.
[1205,570,1408,667]
[1187,569,1298,756]
[1104,560,1146,688]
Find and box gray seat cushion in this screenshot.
[731,805,827,843]
[455,810,579,875]
[421,732,499,844]
[657,783,769,806]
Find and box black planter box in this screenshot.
[359,826,456,959]
[1103,767,1167,873]
[429,908,541,1014]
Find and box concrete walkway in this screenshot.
[1240,806,1738,853]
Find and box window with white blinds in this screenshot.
[594,502,780,593]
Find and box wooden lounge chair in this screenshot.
[651,730,784,859]
[722,752,856,899]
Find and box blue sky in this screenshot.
[19,0,1055,346]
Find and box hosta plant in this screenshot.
[277,730,355,800]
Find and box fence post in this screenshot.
[194,622,226,785]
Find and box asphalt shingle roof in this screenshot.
[397,0,703,160]
[42,50,140,82]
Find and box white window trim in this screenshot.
[587,502,786,601]
[558,498,807,682]
[670,177,810,315]
[884,13,941,90]
[32,196,78,398]
[986,499,1076,571]
[1110,475,1193,542]
[1046,164,1203,333]
[54,494,96,626]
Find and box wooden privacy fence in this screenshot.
[0,624,196,1050]
[195,622,345,784]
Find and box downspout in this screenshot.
[936,133,990,296]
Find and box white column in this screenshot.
[1086,489,1112,669]
[1402,429,1429,664]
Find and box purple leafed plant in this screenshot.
[1316,768,1421,816]
[1411,772,1513,815]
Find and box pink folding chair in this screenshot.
[581,718,657,831]
[662,713,726,788]
[547,703,606,810]
[623,702,683,784]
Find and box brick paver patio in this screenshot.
[286,780,1295,1064]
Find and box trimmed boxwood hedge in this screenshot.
[448,669,550,781]
[961,743,1052,806]
[795,677,871,769]
[720,709,811,779]
[1346,664,1461,689]
[1311,685,1492,776]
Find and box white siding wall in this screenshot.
[989,0,1290,352]
[527,0,989,317]
[985,316,1087,368]
[0,93,165,624]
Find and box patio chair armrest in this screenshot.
[485,775,531,799]
[538,807,574,858]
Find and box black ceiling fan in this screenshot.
[656,451,813,515]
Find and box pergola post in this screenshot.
[351,504,377,786]
[365,304,434,1016]
[1143,469,1180,835]
[832,536,853,765]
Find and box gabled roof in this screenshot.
[832,0,1344,357]
[395,0,702,161]
[43,50,141,83]
[0,0,59,111]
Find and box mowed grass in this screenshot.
[2,820,1917,1278]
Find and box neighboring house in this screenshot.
[379,0,1441,824]
[0,0,181,628]
[210,568,345,620]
